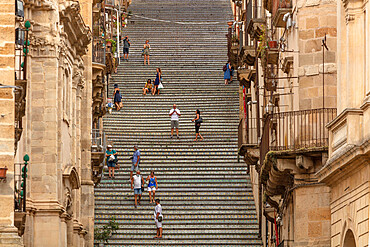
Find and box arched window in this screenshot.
[343,229,356,247]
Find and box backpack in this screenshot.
[223,65,227,72]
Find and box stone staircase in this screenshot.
[94,0,262,246]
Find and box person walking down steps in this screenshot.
[130,145,140,181]
[143,40,151,65]
[105,145,118,178]
[146,171,158,203]
[113,84,122,111]
[131,170,144,208]
[152,68,162,95]
[223,61,232,85]
[123,36,131,61]
[192,109,204,141]
[154,199,163,239]
[169,104,181,139]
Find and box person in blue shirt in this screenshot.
[106,145,117,178]
[146,171,158,203]
[130,145,140,181]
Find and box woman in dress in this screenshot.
[113,83,122,111]
[192,109,204,141]
[224,61,231,85]
[143,79,153,95]
[152,68,162,95]
[143,40,151,65]
[146,171,158,203]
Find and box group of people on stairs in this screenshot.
[105,144,163,238]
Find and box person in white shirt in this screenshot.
[154,199,163,238]
[131,170,144,208]
[169,104,181,139]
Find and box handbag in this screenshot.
[158,214,163,222]
[108,155,115,162]
[195,117,203,124]
[158,82,164,89]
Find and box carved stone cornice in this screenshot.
[24,0,57,10]
[59,1,91,56]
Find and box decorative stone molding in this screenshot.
[24,0,57,11]
[63,166,81,190]
[59,1,91,56]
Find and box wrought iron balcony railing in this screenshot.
[92,37,106,65]
[260,108,337,161]
[271,0,292,27]
[92,129,106,153]
[14,163,25,212]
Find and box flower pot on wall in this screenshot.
[0,167,8,178]
[269,40,278,49]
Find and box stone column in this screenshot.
[25,5,67,245]
[79,0,95,245]
[0,0,23,246]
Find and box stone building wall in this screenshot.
[297,1,337,110]
[315,0,370,244]
[12,0,93,246]
[0,0,23,245]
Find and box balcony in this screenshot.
[237,68,256,88]
[268,108,337,152]
[259,108,337,195]
[14,162,26,236]
[239,116,261,164]
[92,37,106,66]
[246,0,265,38]
[14,45,27,153]
[105,0,116,7]
[91,129,106,185]
[239,45,256,67]
[264,0,292,28]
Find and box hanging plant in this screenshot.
[257,24,268,67]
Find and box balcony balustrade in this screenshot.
[91,129,106,185]
[14,162,26,236]
[264,0,292,28]
[105,0,116,7]
[92,37,106,65]
[238,114,261,165]
[246,0,265,38]
[260,108,337,163]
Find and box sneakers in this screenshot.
[177,135,179,139]
[170,135,173,139]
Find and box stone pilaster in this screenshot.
[0,0,23,246]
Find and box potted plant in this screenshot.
[94,216,119,246]
[0,166,8,178]
[268,40,278,49]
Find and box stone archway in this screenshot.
[343,230,356,247]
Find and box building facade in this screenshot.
[0,0,131,246]
[233,0,369,244]
[316,0,370,244]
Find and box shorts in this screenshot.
[131,164,140,172]
[171,120,179,129]
[107,161,116,168]
[155,219,162,228]
[134,188,142,195]
[123,47,129,54]
[148,186,156,192]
